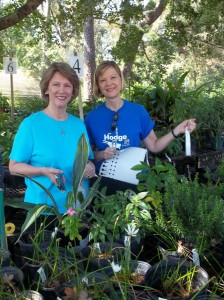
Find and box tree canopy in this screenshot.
[0,0,224,100]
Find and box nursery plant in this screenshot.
[133,158,224,263]
[163,172,224,252]
[144,258,209,300]
[88,189,153,243]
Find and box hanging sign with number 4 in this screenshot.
[3,58,17,74]
[68,55,84,79]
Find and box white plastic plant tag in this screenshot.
[93,242,101,253]
[82,277,89,285]
[51,227,58,239]
[185,128,191,156]
[124,235,130,246]
[192,248,200,266]
[111,261,122,273]
[158,298,167,300]
[37,267,47,282]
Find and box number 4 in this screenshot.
[73,59,81,74]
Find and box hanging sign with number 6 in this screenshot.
[68,55,84,79]
[3,58,17,74]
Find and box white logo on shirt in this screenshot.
[103,133,129,149]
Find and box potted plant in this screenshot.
[0,266,24,298]
[163,172,224,253]
[144,258,209,300]
[80,242,125,274]
[88,189,153,245]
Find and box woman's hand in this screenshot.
[103,147,117,160]
[84,161,96,179]
[173,118,196,136]
[44,167,64,185]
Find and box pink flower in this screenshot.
[67,207,76,216]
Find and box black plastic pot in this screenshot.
[57,225,89,245]
[24,260,45,289]
[109,289,157,300]
[0,266,24,296]
[33,257,85,300]
[16,290,44,300]
[144,259,209,300]
[57,225,90,254]
[80,242,125,273]
[108,260,151,287]
[0,248,11,266]
[18,230,53,258]
[115,235,145,260]
[187,294,221,300]
[64,270,113,297]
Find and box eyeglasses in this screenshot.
[111,112,119,131]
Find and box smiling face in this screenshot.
[45,72,73,108]
[98,67,122,101]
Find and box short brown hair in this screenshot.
[93,61,125,98]
[40,62,80,103]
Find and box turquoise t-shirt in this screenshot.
[10,111,93,214]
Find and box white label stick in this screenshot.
[185,128,191,156]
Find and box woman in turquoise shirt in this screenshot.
[9,62,95,215]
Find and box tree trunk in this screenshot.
[83,9,96,102]
[0,0,45,31]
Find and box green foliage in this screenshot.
[0,112,22,165]
[61,208,83,241]
[89,189,153,243]
[14,96,46,115]
[163,173,224,251]
[112,24,144,62]
[0,93,10,111]
[134,158,224,252]
[216,157,224,182]
[67,133,89,207]
[89,191,127,243]
[155,128,184,157]
[134,158,179,193]
[165,0,224,50]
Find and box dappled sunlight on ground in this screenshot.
[0,70,40,97]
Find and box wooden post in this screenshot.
[10,71,15,118]
[78,83,84,121]
[0,150,7,250]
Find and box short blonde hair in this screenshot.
[93,61,125,98]
[40,62,79,103]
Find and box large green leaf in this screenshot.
[4,199,38,210]
[70,133,89,207]
[80,176,101,211]
[16,173,60,218]
[16,204,49,242]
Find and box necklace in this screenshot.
[59,128,65,135]
[56,121,66,135]
[43,108,67,135]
